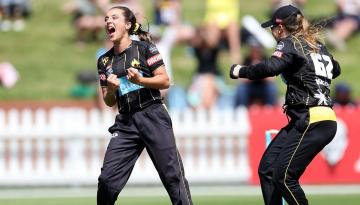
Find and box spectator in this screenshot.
[153,0,181,26]
[187,25,224,110]
[149,0,195,105]
[63,0,105,46]
[332,82,357,106]
[70,69,98,99]
[0,0,31,32]
[0,61,19,88]
[234,39,278,107]
[203,0,241,64]
[326,0,360,51]
[269,0,307,14]
[150,25,195,95]
[107,0,144,21]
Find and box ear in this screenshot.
[278,25,284,34]
[125,22,132,30]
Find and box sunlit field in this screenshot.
[1,194,360,205]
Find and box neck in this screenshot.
[113,37,132,54]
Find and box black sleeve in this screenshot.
[238,56,289,80]
[97,56,107,87]
[145,43,165,72]
[238,39,294,80]
[332,57,341,79]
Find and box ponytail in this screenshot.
[130,22,154,44]
[283,14,323,53]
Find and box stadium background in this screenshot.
[0,0,360,204]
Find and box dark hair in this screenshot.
[110,6,153,43]
[282,13,323,53]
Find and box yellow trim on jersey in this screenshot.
[309,106,336,124]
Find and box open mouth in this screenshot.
[107,26,116,35]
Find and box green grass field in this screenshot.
[1,194,360,205]
[0,0,359,100]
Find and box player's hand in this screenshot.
[230,64,243,79]
[126,67,142,84]
[106,74,120,93]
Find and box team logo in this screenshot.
[147,54,162,66]
[276,41,284,50]
[131,59,141,68]
[102,57,109,66]
[272,51,283,58]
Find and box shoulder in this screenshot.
[97,48,113,67]
[271,37,294,58]
[133,40,158,53]
[276,37,296,51]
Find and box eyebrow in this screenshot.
[105,14,119,19]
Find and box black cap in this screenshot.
[261,5,303,28]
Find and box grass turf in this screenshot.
[1,194,360,205]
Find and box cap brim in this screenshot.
[261,20,274,28]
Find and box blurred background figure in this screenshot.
[332,82,358,106]
[70,69,98,99]
[234,39,278,107]
[0,61,19,88]
[107,0,144,20]
[269,0,308,13]
[325,0,360,51]
[187,25,224,110]
[63,0,105,46]
[153,0,181,26]
[150,0,195,109]
[203,0,241,64]
[150,0,194,81]
[0,0,31,31]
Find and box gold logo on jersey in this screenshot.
[102,57,109,66]
[131,59,140,68]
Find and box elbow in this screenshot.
[161,76,170,89]
[103,98,116,107]
[162,80,170,89]
[105,101,116,107]
[104,101,115,107]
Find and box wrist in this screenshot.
[230,64,242,79]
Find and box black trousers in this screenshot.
[97,103,193,205]
[258,106,337,205]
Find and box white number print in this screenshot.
[310,53,333,79]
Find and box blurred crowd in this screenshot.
[61,0,359,110]
[0,0,30,31]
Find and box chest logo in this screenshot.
[102,57,109,66]
[131,59,141,68]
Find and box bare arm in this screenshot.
[126,65,170,89]
[101,74,119,107]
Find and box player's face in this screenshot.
[271,25,281,41]
[104,8,131,42]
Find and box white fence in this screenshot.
[0,107,251,186]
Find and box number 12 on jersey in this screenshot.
[310,53,333,79]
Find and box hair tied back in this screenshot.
[132,22,141,35]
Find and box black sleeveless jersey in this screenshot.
[238,36,341,107]
[97,40,164,113]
